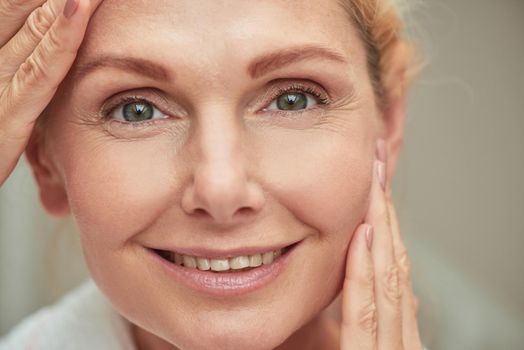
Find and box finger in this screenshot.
[0,0,62,81]
[0,0,103,85]
[366,159,402,350]
[0,0,47,47]
[386,197,423,350]
[340,223,377,350]
[0,0,93,185]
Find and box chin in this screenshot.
[178,333,284,350]
[155,317,295,350]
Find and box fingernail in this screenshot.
[63,0,79,18]
[376,138,387,163]
[364,224,374,251]
[376,160,386,191]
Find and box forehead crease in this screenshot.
[74,0,356,73]
[89,0,343,24]
[87,0,348,28]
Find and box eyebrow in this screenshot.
[71,45,348,82]
[248,45,348,79]
[71,56,172,82]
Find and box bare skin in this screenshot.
[0,0,103,186]
[0,0,422,349]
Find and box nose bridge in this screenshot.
[199,114,245,190]
[181,109,264,226]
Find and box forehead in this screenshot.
[77,0,360,64]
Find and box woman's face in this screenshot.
[38,0,384,349]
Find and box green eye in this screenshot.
[122,102,155,122]
[276,93,308,111]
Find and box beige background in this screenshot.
[1,1,523,349]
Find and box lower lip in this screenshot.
[147,243,300,297]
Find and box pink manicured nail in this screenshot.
[376,138,387,163]
[63,0,78,18]
[364,224,373,251]
[376,160,386,191]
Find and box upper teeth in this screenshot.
[165,249,283,272]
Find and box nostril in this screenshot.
[236,207,253,215]
[191,206,255,222]
[230,207,257,223]
[191,208,209,219]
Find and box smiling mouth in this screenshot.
[152,243,297,273]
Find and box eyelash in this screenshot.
[101,83,330,128]
[101,95,165,128]
[273,84,330,105]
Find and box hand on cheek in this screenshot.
[339,140,423,350]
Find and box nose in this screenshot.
[181,116,265,227]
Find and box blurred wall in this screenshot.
[396,0,524,348]
[1,1,523,349]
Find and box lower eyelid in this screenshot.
[261,105,326,119]
[108,118,160,128]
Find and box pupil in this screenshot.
[123,102,154,122]
[276,93,307,111]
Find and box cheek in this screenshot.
[254,120,374,295]
[258,125,374,241]
[54,135,178,247]
[45,113,375,347]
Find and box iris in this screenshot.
[122,102,154,122]
[276,93,308,111]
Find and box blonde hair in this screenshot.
[340,0,420,107]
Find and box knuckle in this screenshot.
[1,0,25,13]
[26,5,56,42]
[382,264,401,304]
[45,27,63,52]
[0,69,11,85]
[346,262,374,287]
[18,28,66,88]
[398,249,412,277]
[357,302,378,336]
[17,51,50,88]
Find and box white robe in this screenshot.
[0,280,136,350]
[1,280,430,350]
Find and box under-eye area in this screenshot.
[151,242,299,273]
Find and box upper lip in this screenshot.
[148,239,302,259]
